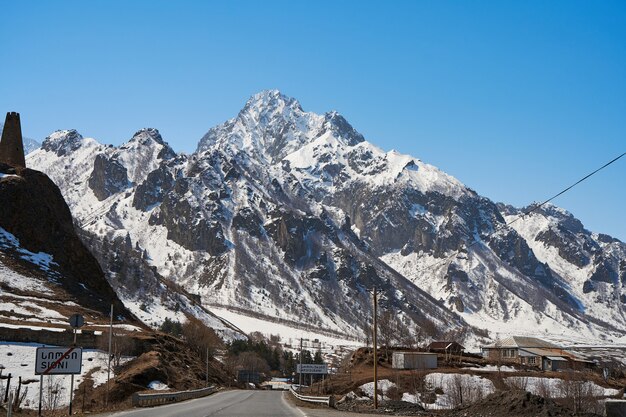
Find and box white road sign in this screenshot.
[297,364,328,374]
[35,347,83,375]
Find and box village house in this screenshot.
[481,336,594,371]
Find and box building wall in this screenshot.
[484,348,519,363]
[392,352,437,370]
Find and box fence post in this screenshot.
[7,390,13,417]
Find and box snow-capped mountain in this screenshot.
[27,90,626,345]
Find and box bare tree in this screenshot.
[413,326,423,349]
[556,372,604,414]
[535,377,553,399]
[237,351,270,374]
[43,376,64,411]
[378,310,397,359]
[248,331,265,343]
[445,374,484,408]
[396,320,413,348]
[504,376,529,391]
[362,322,371,347]
[181,316,223,360]
[13,385,29,410]
[223,355,238,387]
[98,331,135,367]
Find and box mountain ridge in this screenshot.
[26,90,626,346]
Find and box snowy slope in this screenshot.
[499,204,626,337]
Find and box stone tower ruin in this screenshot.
[0,112,26,168]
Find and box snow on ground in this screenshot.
[148,381,169,391]
[0,227,58,273]
[210,307,359,350]
[464,365,517,372]
[0,262,52,295]
[402,392,418,403]
[0,342,132,410]
[425,373,495,409]
[0,323,66,332]
[504,376,620,398]
[359,379,396,401]
[0,300,66,323]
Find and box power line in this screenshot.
[507,151,626,227]
[412,151,626,275]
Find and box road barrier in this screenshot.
[132,386,216,407]
[289,386,334,407]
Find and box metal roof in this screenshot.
[482,336,560,349]
[393,352,437,356]
[546,356,568,361]
[520,347,565,357]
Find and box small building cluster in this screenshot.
[481,336,594,371]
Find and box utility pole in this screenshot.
[298,337,303,392]
[369,287,381,409]
[69,327,77,415]
[105,304,113,407]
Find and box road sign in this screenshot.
[35,347,82,375]
[69,314,84,328]
[296,364,328,374]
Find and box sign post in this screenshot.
[68,314,84,416]
[38,375,42,417]
[296,363,328,392]
[296,364,328,374]
[35,347,83,417]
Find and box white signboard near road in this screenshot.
[35,347,82,375]
[297,364,328,374]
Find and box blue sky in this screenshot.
[1,1,625,240]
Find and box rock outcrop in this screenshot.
[0,162,131,317]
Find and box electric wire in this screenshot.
[412,151,626,275]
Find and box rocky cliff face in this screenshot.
[26,90,626,344]
[0,162,130,318]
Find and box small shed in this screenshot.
[543,356,569,371]
[392,352,437,370]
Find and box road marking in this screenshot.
[205,391,254,416]
[281,391,307,417]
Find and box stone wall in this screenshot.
[0,326,98,348]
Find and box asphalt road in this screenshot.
[99,390,305,417]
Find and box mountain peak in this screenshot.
[322,111,364,146]
[196,91,367,163]
[244,89,302,110]
[237,89,305,124]
[41,129,85,157]
[129,128,166,146]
